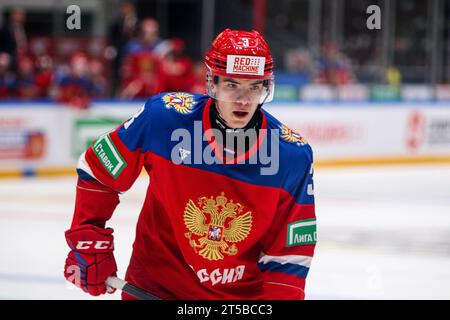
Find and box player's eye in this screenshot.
[227,83,238,89]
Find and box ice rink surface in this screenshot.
[0,164,449,300]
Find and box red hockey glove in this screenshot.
[64,224,117,296]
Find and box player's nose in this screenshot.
[235,94,251,106]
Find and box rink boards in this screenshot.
[1,101,450,176]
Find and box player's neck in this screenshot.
[209,101,262,156]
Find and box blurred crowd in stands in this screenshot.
[284,42,356,86]
[0,2,358,107]
[0,3,206,107]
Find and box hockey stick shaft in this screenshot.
[105,276,162,300]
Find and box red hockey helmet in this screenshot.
[204,29,275,104]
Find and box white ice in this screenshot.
[0,164,449,299]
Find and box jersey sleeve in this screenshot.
[70,97,155,228]
[258,145,316,299]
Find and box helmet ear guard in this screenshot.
[260,76,275,104]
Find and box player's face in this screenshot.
[214,77,264,129]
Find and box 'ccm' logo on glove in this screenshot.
[76,240,114,250]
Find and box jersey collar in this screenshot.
[202,98,267,164]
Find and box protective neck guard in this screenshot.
[209,102,262,155]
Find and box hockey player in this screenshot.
[64,29,316,299]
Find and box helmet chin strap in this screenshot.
[212,101,230,129]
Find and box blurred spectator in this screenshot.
[283,47,314,87]
[120,18,166,99]
[34,55,53,98]
[314,42,355,85]
[123,18,165,57]
[55,53,94,109]
[386,67,402,86]
[285,48,314,76]
[16,56,38,99]
[190,61,207,94]
[156,38,195,92]
[107,0,139,96]
[0,53,17,98]
[0,8,28,72]
[89,59,108,98]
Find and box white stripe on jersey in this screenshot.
[77,151,97,180]
[258,254,313,268]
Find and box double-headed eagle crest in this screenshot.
[162,92,195,114]
[184,192,253,261]
[280,124,308,146]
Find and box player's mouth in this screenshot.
[232,111,249,119]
